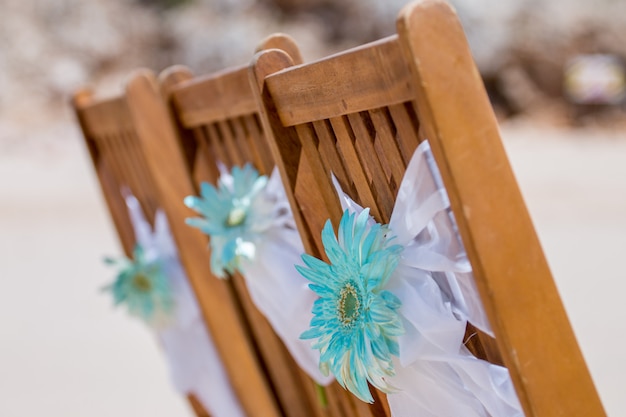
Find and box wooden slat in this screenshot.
[232,272,323,417]
[311,120,353,198]
[201,124,232,168]
[230,118,255,167]
[346,112,395,223]
[265,36,413,127]
[243,114,274,175]
[368,107,407,189]
[328,116,381,222]
[113,130,156,225]
[217,120,246,167]
[192,140,217,186]
[95,152,136,256]
[387,102,421,163]
[397,0,606,416]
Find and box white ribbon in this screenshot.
[332,141,523,416]
[235,168,335,386]
[125,194,245,417]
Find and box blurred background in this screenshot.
[0,0,624,415]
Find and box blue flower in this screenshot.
[184,164,275,278]
[104,245,174,328]
[298,209,404,403]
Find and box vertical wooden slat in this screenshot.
[328,116,381,222]
[368,107,407,187]
[204,124,232,167]
[345,112,395,222]
[311,120,353,197]
[244,114,274,175]
[228,272,315,417]
[217,120,246,167]
[192,140,216,186]
[193,126,226,178]
[387,103,420,163]
[230,118,255,166]
[119,130,158,223]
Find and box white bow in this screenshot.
[332,141,523,416]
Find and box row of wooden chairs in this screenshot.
[73,1,605,416]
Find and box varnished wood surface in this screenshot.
[251,0,606,416]
[170,65,257,128]
[397,0,606,415]
[265,36,414,128]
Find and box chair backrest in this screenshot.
[128,33,387,417]
[72,91,158,256]
[250,1,606,416]
[73,86,279,417]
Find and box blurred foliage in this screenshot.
[134,0,194,10]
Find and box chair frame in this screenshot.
[128,33,392,417]
[73,81,278,417]
[248,1,606,416]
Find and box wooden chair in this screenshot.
[249,1,606,416]
[125,33,386,417]
[72,88,278,417]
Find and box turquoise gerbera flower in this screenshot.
[298,209,404,403]
[184,164,275,278]
[104,245,174,328]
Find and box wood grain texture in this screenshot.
[252,1,604,415]
[125,70,282,417]
[171,65,257,128]
[396,0,606,415]
[256,33,304,68]
[264,36,413,127]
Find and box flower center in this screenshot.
[338,282,362,328]
[132,273,152,292]
[226,207,247,227]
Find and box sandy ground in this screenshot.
[0,117,624,416]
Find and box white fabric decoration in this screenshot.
[125,194,245,417]
[235,168,335,386]
[332,141,524,416]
